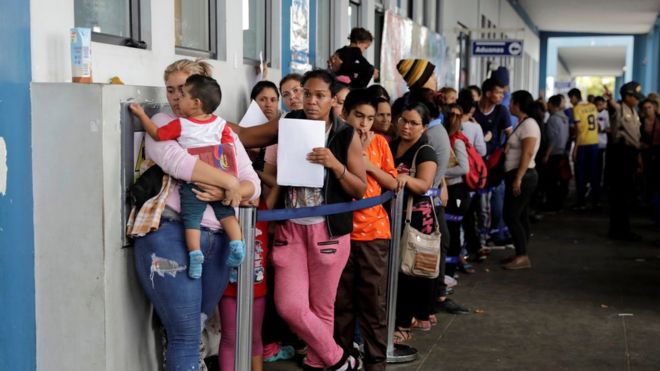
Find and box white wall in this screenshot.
[439,0,540,95]
[30,0,281,123]
[32,84,165,371]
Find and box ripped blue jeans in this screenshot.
[134,218,231,370]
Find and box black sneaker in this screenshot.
[302,364,324,371]
[329,353,360,371]
[436,298,470,315]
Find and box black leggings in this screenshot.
[396,200,437,327]
[503,169,538,256]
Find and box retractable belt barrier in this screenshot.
[235,187,463,366]
[256,191,395,222]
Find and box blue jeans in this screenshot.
[134,219,231,370]
[490,181,509,240]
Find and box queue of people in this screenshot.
[127,27,658,371]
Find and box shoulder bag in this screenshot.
[400,144,442,278]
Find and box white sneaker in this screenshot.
[444,275,458,288]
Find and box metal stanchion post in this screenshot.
[235,207,256,371]
[386,191,418,363]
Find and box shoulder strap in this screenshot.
[404,143,440,233]
[504,118,528,144]
[409,144,432,177]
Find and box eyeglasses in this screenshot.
[397,117,423,127]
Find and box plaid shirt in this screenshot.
[126,161,174,238]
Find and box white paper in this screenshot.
[239,100,269,128]
[277,118,325,188]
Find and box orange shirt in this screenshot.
[351,134,397,241]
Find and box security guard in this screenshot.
[605,81,644,241]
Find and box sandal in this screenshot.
[429,314,438,326]
[393,327,412,344]
[264,344,295,363]
[411,318,431,331]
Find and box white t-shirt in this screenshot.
[597,110,610,149]
[505,118,541,172]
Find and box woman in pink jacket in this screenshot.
[132,59,260,370]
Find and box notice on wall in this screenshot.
[380,10,449,98]
[276,118,325,188]
[290,0,312,74]
[133,132,146,179]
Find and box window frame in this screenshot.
[373,2,385,73]
[349,0,362,29]
[243,0,270,64]
[316,0,332,68]
[175,0,218,59]
[80,0,146,48]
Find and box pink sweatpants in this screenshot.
[219,296,266,371]
[272,221,350,368]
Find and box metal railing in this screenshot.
[234,189,424,368]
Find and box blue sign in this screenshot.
[472,40,524,57]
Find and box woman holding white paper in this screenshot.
[270,69,366,371]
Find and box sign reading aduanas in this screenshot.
[471,40,524,57]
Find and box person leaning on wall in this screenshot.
[130,59,260,370]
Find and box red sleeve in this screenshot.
[157,119,182,141]
[221,124,235,144]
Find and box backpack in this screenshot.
[450,131,488,190]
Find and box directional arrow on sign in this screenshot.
[508,42,522,56]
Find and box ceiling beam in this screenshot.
[507,0,539,36]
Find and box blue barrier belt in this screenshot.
[256,187,464,223]
[424,188,442,197]
[424,188,463,222]
[445,214,464,222]
[256,191,395,222]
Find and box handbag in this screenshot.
[558,155,572,182]
[399,144,442,279]
[485,147,506,188]
[485,119,528,188]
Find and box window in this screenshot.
[349,0,361,29]
[175,0,217,57]
[316,0,332,68]
[243,0,267,61]
[374,3,385,73]
[74,0,144,47]
[457,31,470,89]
